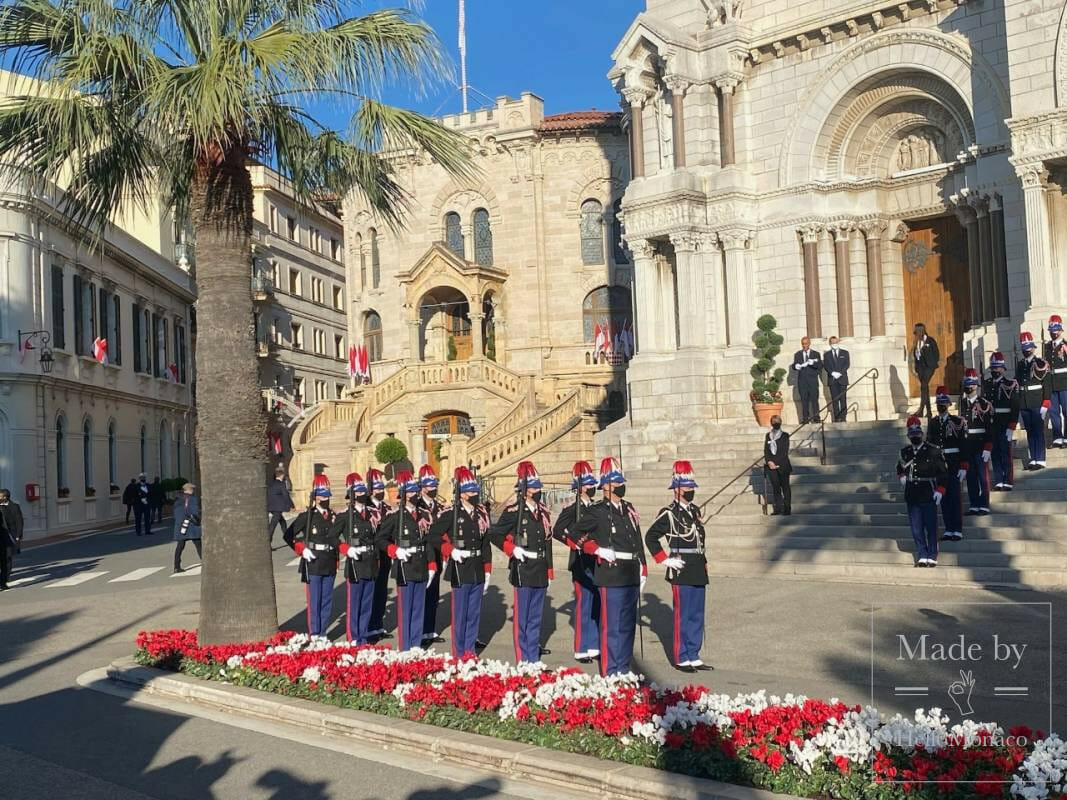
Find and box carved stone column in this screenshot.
[715,77,740,167]
[665,76,689,169]
[629,240,660,352]
[989,194,1010,318]
[669,232,704,348]
[975,197,994,324]
[659,251,679,351]
[700,233,727,347]
[623,87,649,178]
[721,229,754,346]
[860,221,888,337]
[1018,165,1054,308]
[407,318,422,361]
[832,224,854,338]
[800,226,822,338]
[469,311,485,358]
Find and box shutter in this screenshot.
[132,304,142,372]
[73,274,84,354]
[112,294,122,365]
[51,266,65,350]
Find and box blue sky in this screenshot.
[316,0,644,129]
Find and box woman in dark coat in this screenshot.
[172,482,202,573]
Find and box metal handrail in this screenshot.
[698,367,880,515]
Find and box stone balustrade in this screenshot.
[469,389,582,477]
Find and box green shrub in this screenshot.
[750,315,786,404]
[374,437,408,466]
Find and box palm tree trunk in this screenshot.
[193,149,278,644]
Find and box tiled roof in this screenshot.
[539,110,623,133]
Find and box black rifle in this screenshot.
[515,477,527,588]
[450,476,460,581]
[345,484,355,581]
[301,484,316,582]
[397,481,408,585]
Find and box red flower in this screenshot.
[767,750,786,771]
[833,755,850,774]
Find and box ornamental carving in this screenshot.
[896,128,946,171]
[902,239,934,273]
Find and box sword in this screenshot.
[637,583,645,661]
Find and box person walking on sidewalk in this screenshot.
[912,323,940,419]
[134,474,153,536]
[122,478,137,523]
[0,489,24,590]
[267,466,294,546]
[172,483,202,573]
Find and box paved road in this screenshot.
[2,525,1065,798]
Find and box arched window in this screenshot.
[56,414,67,491]
[356,233,366,289]
[369,228,380,288]
[139,424,147,474]
[444,212,463,258]
[580,199,604,265]
[611,198,628,264]
[364,311,383,363]
[473,209,493,266]
[108,420,117,487]
[583,286,634,359]
[82,418,93,492]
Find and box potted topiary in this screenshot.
[750,314,786,427]
[374,435,410,480]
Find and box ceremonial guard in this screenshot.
[959,369,994,515]
[552,461,601,663]
[925,387,968,541]
[1044,315,1067,447]
[897,416,948,567]
[376,471,438,651]
[336,472,381,645]
[284,474,340,636]
[1016,332,1051,470]
[366,468,392,640]
[431,467,492,659]
[574,458,647,677]
[415,464,449,645]
[489,461,555,663]
[984,352,1020,490]
[644,462,710,673]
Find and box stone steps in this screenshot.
[707,560,1064,589]
[709,534,1067,555]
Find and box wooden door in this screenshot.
[424,413,474,475]
[902,217,971,397]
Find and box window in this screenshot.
[107,420,117,487]
[286,215,297,240]
[582,285,634,357]
[132,303,142,371]
[334,334,344,359]
[580,199,605,265]
[271,317,280,345]
[332,285,343,310]
[356,234,366,289]
[73,274,96,355]
[369,228,380,288]
[315,380,327,402]
[152,313,168,378]
[139,424,146,473]
[177,427,184,477]
[51,265,66,349]
[364,311,383,362]
[291,322,303,350]
[473,208,493,266]
[311,277,323,304]
[132,306,152,375]
[270,260,280,289]
[56,414,67,491]
[82,418,93,492]
[444,212,463,258]
[313,328,325,355]
[268,204,278,233]
[331,237,341,261]
[98,288,121,365]
[612,198,628,264]
[288,269,302,296]
[294,377,306,405]
[335,382,345,399]
[174,321,188,383]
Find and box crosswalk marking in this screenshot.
[48,571,109,587]
[171,564,201,577]
[286,556,301,567]
[109,567,165,583]
[7,575,40,588]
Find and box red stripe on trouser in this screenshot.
[599,587,609,677]
[984,463,991,497]
[451,590,457,659]
[672,585,682,665]
[513,588,521,662]
[573,581,582,655]
[396,585,404,651]
[305,583,312,634]
[346,580,353,642]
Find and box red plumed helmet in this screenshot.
[418,464,437,480]
[935,385,949,395]
[454,466,479,492]
[572,460,594,478]
[672,460,694,474]
[906,415,923,432]
[515,460,542,489]
[311,473,331,498]
[1020,331,1036,347]
[395,469,413,484]
[345,472,362,488]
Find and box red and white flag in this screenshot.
[357,344,370,381]
[347,345,358,378]
[593,322,605,357]
[167,363,179,383]
[18,333,34,363]
[268,431,283,454]
[93,337,109,366]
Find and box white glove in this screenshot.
[346,547,360,560]
[832,372,842,380]
[1041,406,1049,420]
[300,548,316,562]
[482,573,491,596]
[451,548,468,563]
[511,545,530,562]
[663,557,685,571]
[956,469,966,482]
[899,475,907,487]
[981,450,991,463]
[934,492,943,507]
[1006,428,1014,442]
[426,570,436,586]
[594,547,617,563]
[640,575,647,592]
[394,547,411,562]
[794,362,803,371]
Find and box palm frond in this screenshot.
[351,99,474,182]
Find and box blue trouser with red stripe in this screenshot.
[369,556,391,634]
[513,586,546,663]
[1051,389,1067,440]
[908,502,939,561]
[396,581,427,651]
[1020,407,1047,463]
[991,430,1015,486]
[571,567,600,657]
[940,473,963,534]
[306,574,335,637]
[450,583,483,659]
[671,584,706,665]
[966,457,991,511]
[423,570,442,639]
[599,585,638,677]
[346,578,375,645]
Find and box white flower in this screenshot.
[300,666,321,683]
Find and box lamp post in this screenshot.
[17,329,54,373]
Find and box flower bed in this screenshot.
[135,629,1064,800]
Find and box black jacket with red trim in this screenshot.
[959,393,994,456]
[284,507,340,581]
[645,501,708,587]
[430,503,492,586]
[1016,356,1052,410]
[552,497,598,573]
[574,499,647,588]
[334,501,380,582]
[375,504,439,585]
[1044,338,1067,391]
[926,413,968,471]
[489,501,554,588]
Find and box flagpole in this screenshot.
[458,0,468,114]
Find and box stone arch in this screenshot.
[1057,3,1067,107]
[429,181,502,227]
[780,29,1011,187]
[565,164,627,217]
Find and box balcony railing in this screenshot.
[251,273,273,299]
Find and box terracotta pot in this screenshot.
[752,401,784,427]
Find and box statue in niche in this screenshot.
[897,139,913,171]
[654,93,674,170]
[896,129,946,172]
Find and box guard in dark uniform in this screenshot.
[552,461,600,663]
[489,461,555,664]
[959,369,994,515]
[376,470,438,651]
[416,464,449,645]
[431,467,492,659]
[645,461,709,673]
[1045,315,1067,447]
[926,386,968,541]
[985,352,1021,490]
[574,458,647,677]
[897,416,947,567]
[366,468,392,640]
[284,473,340,636]
[1016,332,1051,470]
[337,472,381,645]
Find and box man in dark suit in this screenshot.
[267,466,295,546]
[792,336,822,423]
[121,478,137,523]
[763,416,792,515]
[912,323,940,418]
[824,335,851,423]
[0,488,25,590]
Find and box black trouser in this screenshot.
[829,380,848,422]
[153,504,164,523]
[174,539,203,570]
[0,543,13,587]
[798,382,820,423]
[766,469,791,514]
[268,512,287,544]
[124,503,133,523]
[917,373,934,417]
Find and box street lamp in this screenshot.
[17,329,54,373]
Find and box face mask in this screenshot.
[468,494,480,505]
[426,489,438,499]
[681,490,696,503]
[613,485,627,498]
[373,491,385,502]
[584,487,596,500]
[909,436,923,446]
[530,491,543,503]
[771,422,782,430]
[356,493,370,505]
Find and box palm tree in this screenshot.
[0,0,472,643]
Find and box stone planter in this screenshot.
[752,401,783,427]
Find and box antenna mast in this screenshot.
[458,0,468,113]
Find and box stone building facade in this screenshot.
[597,0,1067,466]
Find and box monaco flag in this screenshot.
[347,344,358,378]
[357,344,370,381]
[93,337,109,366]
[18,333,34,363]
[167,363,179,383]
[268,431,283,455]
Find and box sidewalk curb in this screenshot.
[105,657,797,800]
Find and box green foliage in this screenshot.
[485,328,496,362]
[446,335,457,361]
[374,436,408,465]
[751,316,785,403]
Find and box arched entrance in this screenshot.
[424,411,474,476]
[419,287,472,362]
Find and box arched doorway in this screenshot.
[424,411,474,476]
[419,287,472,362]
